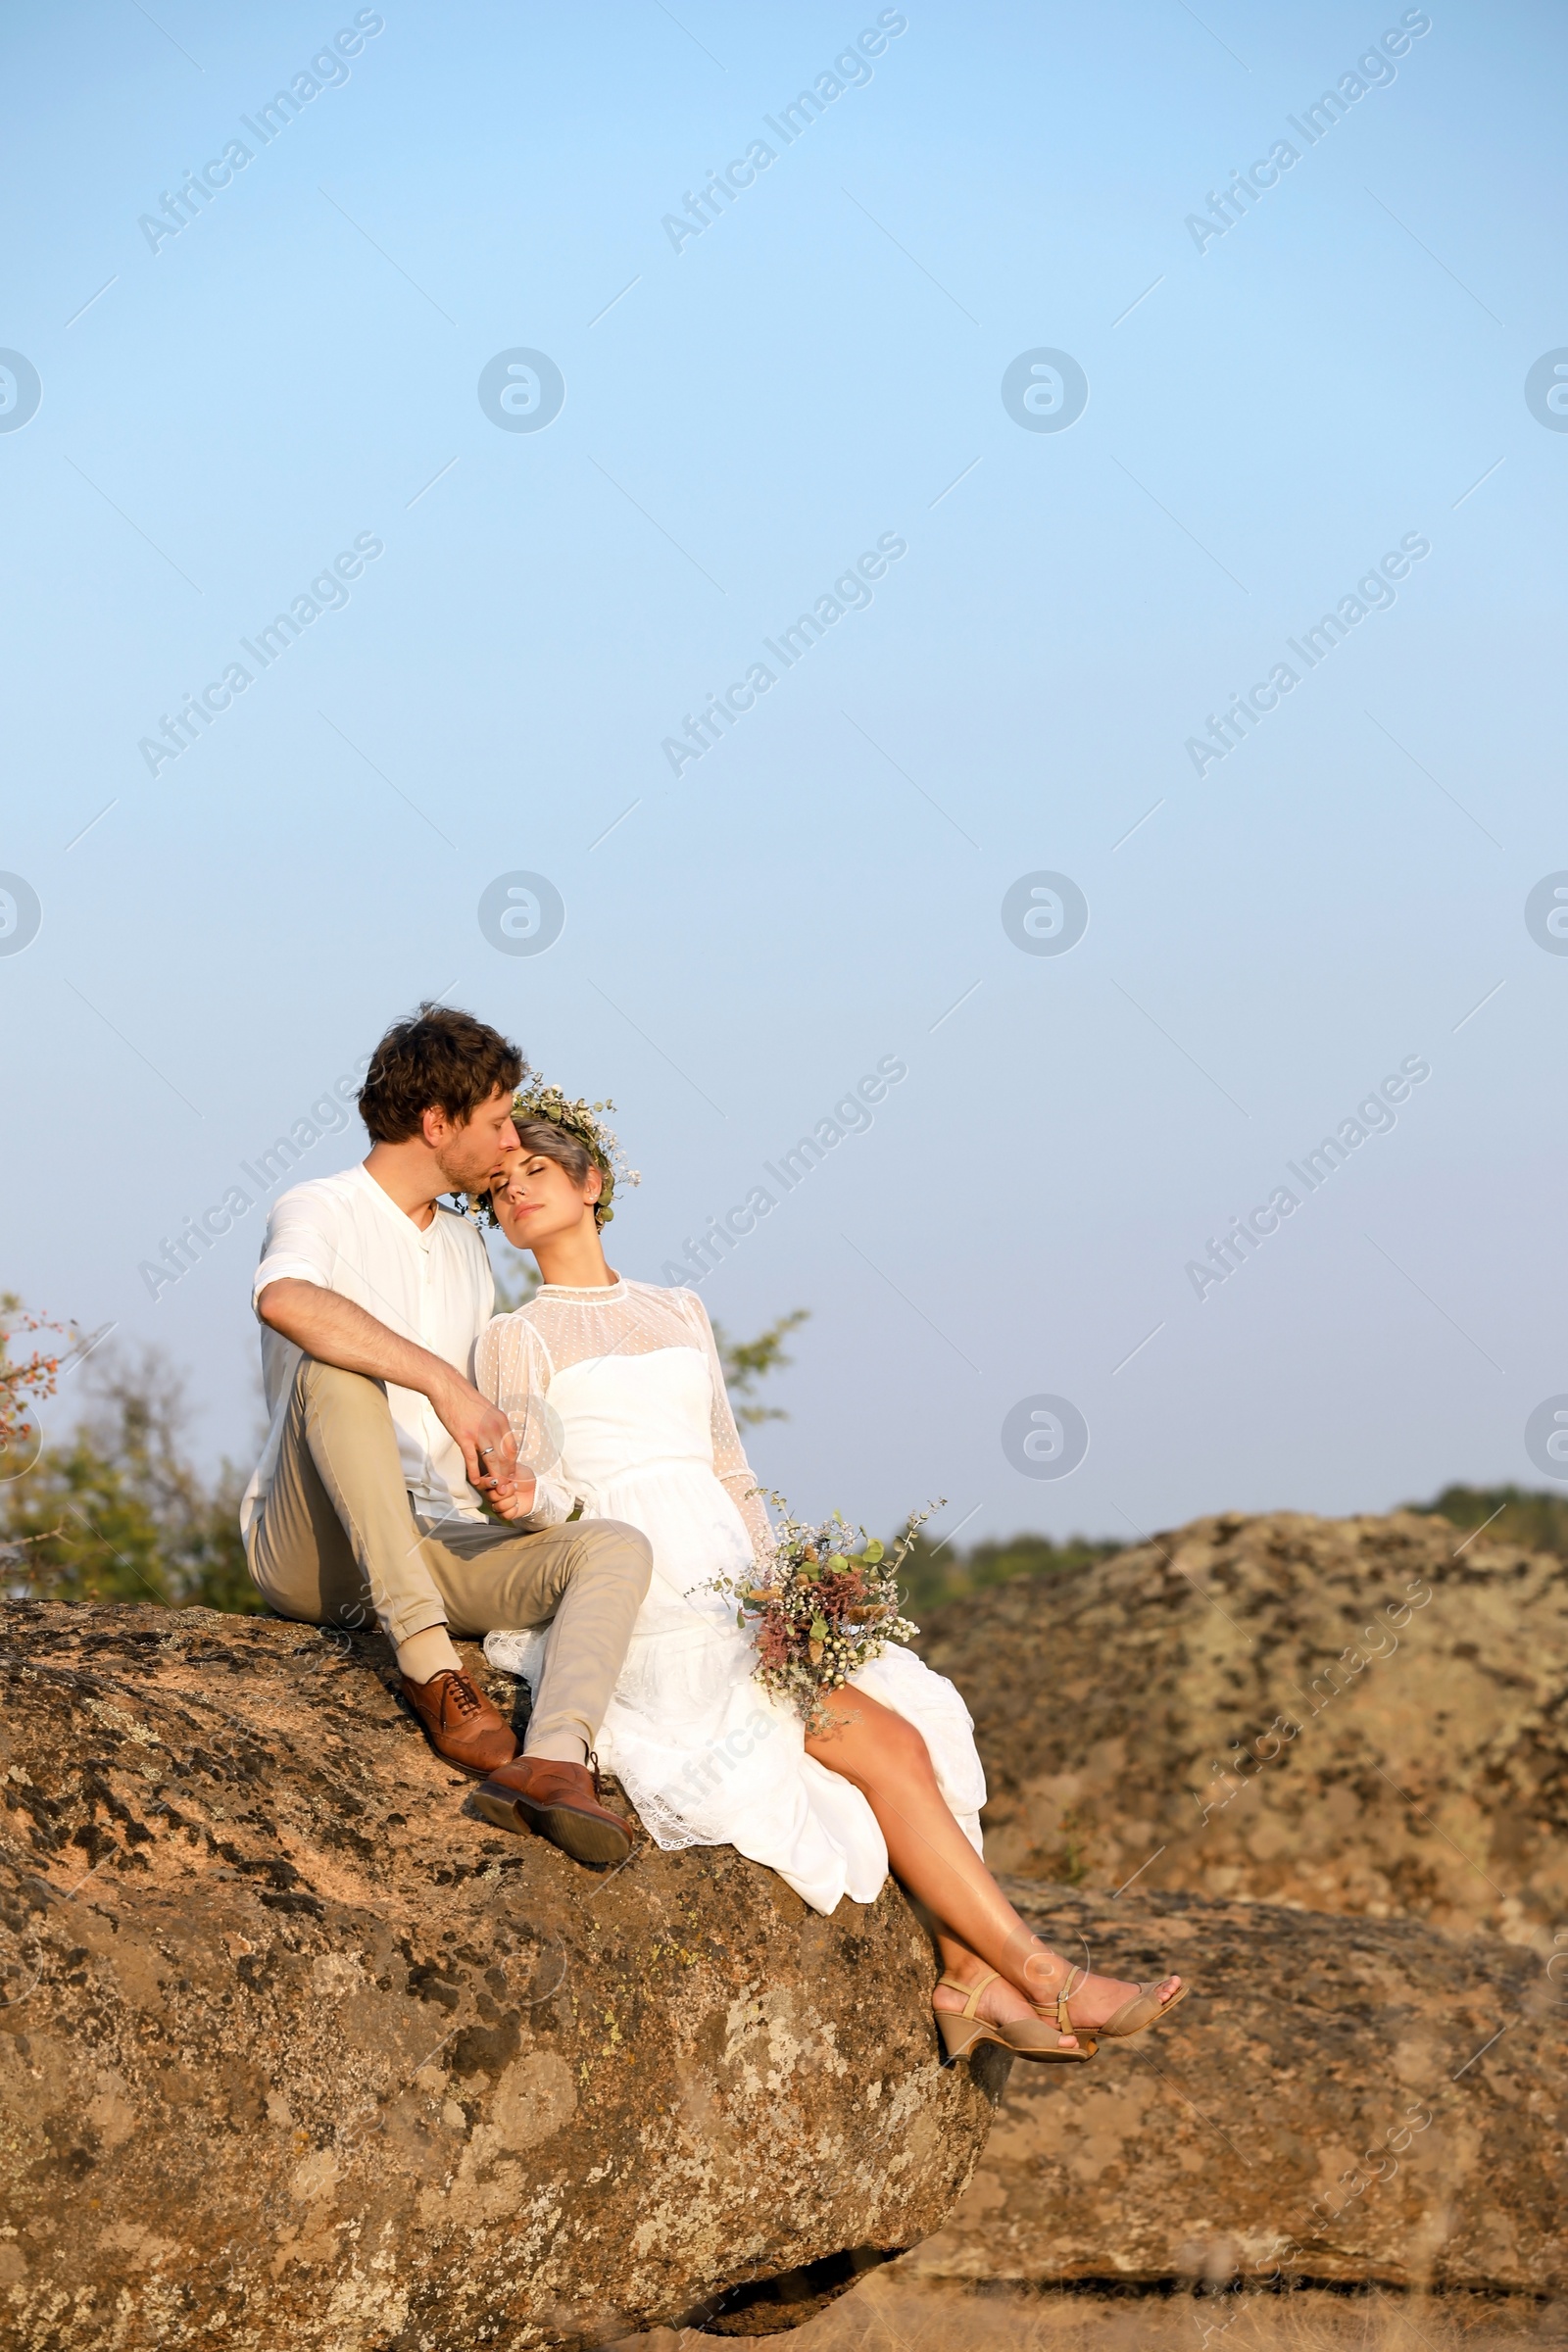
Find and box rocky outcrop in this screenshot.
[915,1510,1568,1948]
[9,1507,1565,2334]
[0,1603,1005,2351]
[907,1881,1568,2296]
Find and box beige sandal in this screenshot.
[1038,1963,1189,2043]
[933,1971,1095,2065]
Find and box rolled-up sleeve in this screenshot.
[252,1183,339,1310]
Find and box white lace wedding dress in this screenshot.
[473,1278,986,1914]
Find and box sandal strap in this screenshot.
[936,1969,999,2021]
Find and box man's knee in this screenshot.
[297,1356,387,1408]
[573,1519,653,1595]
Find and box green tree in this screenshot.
[0,1291,73,1475]
[0,1340,257,1612]
[0,1292,76,1586]
[489,1260,540,1314]
[711,1308,808,1428]
[894,1526,1119,1621]
[0,1292,809,1616]
[489,1249,808,1431]
[1404,1481,1568,1559]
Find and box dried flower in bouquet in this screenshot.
[710,1495,941,1732]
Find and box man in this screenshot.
[242,1003,651,1865]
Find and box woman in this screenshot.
[472,1084,1186,2063]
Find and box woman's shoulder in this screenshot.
[475,1302,553,1384]
[627,1277,707,1321]
[617,1274,692,1303]
[479,1300,548,1345]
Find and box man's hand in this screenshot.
[257,1280,530,1503]
[427,1370,520,1495]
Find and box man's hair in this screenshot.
[358,1004,525,1143]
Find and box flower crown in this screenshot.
[491,1077,640,1229]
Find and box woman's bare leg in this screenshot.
[899,1895,1037,2026]
[930,1928,1038,2024]
[805,1690,1047,1996]
[805,1686,1178,2034]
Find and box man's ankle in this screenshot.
[524,1729,589,1766]
[397,1626,464,1684]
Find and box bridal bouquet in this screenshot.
[710,1497,938,1731]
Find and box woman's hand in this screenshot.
[484,1469,540,1522]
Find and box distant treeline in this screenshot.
[893,1530,1121,1620]
[1401,1482,1568,1561]
[0,1297,806,1615]
[5,1296,1565,1617]
[897,1484,1568,1622]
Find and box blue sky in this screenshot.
[3,0,1565,1550]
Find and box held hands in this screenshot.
[484,1472,541,1522]
[432,1375,521,1500]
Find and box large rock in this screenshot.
[0,1603,1004,2350]
[907,1881,1568,2296]
[916,1510,1568,1947]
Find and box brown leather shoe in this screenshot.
[472,1756,633,1867]
[400,1668,517,1778]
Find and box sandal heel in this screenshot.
[935,2010,991,2061]
[933,1973,1096,2066]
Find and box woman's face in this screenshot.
[491,1148,601,1253]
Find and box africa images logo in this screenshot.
[1525,351,1568,431]
[0,351,42,434]
[476,351,565,434]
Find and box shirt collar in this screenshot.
[352,1160,445,1247]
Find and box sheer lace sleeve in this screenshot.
[471,1313,575,1528]
[678,1291,776,1570]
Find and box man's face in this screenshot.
[426,1087,521,1195]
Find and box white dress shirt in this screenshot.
[241,1163,495,1548]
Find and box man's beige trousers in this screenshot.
[247,1358,652,1755]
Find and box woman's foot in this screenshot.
[933,1960,1080,2048]
[1005,1932,1181,2035]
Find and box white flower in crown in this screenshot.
[513,1080,640,1225]
[462,1074,640,1229]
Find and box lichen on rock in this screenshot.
[0,1603,1005,2350]
[909,1881,1568,2297]
[917,1508,1568,1945]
